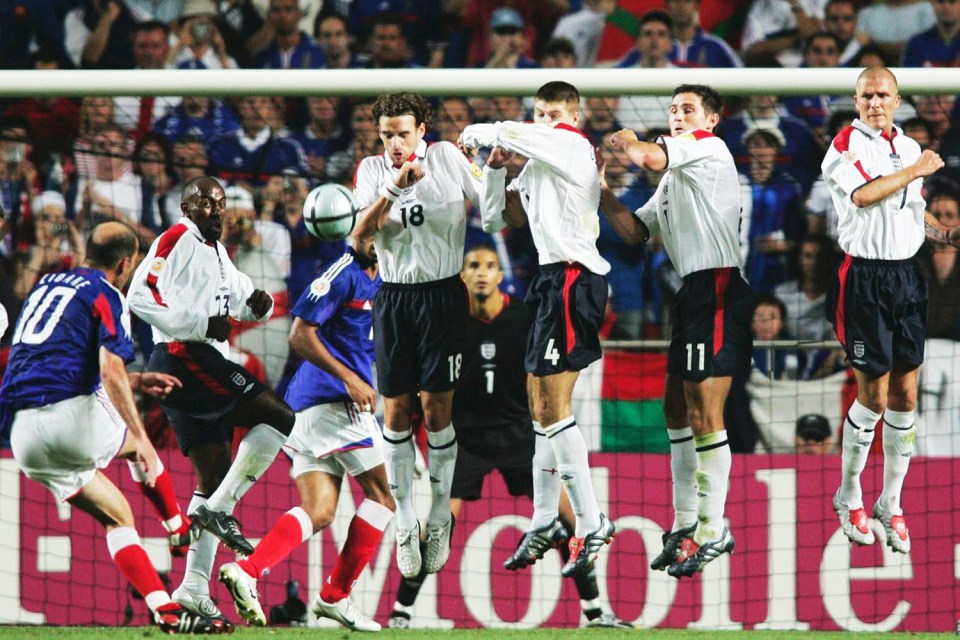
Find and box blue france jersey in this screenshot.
[0,268,135,411]
[284,250,381,411]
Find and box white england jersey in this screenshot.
[461,121,610,276]
[354,140,481,284]
[633,131,743,278]
[821,119,926,260]
[128,217,272,359]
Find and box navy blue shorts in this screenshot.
[525,263,607,375]
[827,255,927,376]
[668,267,753,382]
[451,421,535,501]
[374,275,468,397]
[148,341,267,455]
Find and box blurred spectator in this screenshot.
[918,186,960,339]
[73,96,118,182]
[775,235,836,342]
[459,0,568,68]
[3,51,80,171]
[901,0,959,66]
[171,0,238,69]
[14,191,84,302]
[914,94,955,145]
[583,96,622,144]
[782,32,848,141]
[164,133,208,215]
[64,0,149,69]
[254,0,326,69]
[541,37,577,67]
[252,0,319,39]
[719,94,822,192]
[434,97,473,144]
[491,96,524,121]
[0,117,39,232]
[902,116,935,150]
[362,12,416,68]
[851,42,892,66]
[133,133,176,232]
[153,95,240,142]
[551,0,614,67]
[222,184,292,387]
[291,96,348,182]
[666,0,743,67]
[314,11,363,69]
[0,0,68,69]
[795,413,834,453]
[75,125,153,242]
[206,96,307,186]
[857,0,936,63]
[348,0,444,67]
[480,8,539,68]
[114,21,180,141]
[824,0,862,64]
[751,292,799,379]
[615,11,674,134]
[218,0,268,67]
[327,100,378,184]
[741,0,825,67]
[741,126,805,293]
[126,0,184,22]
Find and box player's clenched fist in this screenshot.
[607,128,639,150]
[246,289,273,318]
[394,161,424,189]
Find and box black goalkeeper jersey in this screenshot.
[453,295,530,432]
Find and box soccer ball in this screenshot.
[302,183,359,241]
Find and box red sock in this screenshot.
[107,527,165,599]
[138,468,182,522]
[320,500,391,602]
[240,508,312,578]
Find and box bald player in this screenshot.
[821,66,956,554]
[0,222,225,634]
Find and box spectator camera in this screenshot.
[190,21,212,43]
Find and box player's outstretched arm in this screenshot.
[608,129,667,172]
[129,371,182,400]
[99,346,161,485]
[288,317,377,411]
[850,149,944,208]
[353,161,425,241]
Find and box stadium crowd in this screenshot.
[0,0,958,455]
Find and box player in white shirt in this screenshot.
[128,176,297,628]
[459,81,615,578]
[351,92,482,579]
[599,84,752,578]
[821,67,957,554]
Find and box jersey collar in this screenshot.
[383,139,427,167]
[851,118,902,141]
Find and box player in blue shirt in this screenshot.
[218,235,393,632]
[0,222,225,634]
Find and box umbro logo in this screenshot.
[560,474,574,481]
[430,476,441,484]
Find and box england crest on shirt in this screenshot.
[480,341,496,360]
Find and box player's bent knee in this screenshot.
[302,503,336,531]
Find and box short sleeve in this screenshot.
[93,289,135,364]
[661,133,718,170]
[292,269,351,327]
[354,157,380,209]
[822,134,872,199]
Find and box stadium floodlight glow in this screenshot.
[0,67,958,97]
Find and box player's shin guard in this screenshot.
[546,417,601,537]
[383,427,418,531]
[205,424,287,514]
[426,425,457,526]
[321,499,393,602]
[239,506,313,579]
[106,527,167,605]
[693,430,731,544]
[839,401,880,509]
[531,422,562,529]
[879,410,916,515]
[668,427,698,530]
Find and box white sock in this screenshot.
[879,409,915,516]
[383,427,418,532]
[839,400,880,509]
[545,416,601,537]
[530,422,561,529]
[426,424,457,526]
[668,427,698,531]
[693,430,731,544]
[179,492,216,596]
[205,424,286,513]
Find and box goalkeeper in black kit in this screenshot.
[386,246,631,629]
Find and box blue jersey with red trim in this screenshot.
[0,267,134,411]
[284,250,381,411]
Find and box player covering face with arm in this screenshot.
[600,85,751,578]
[460,82,615,577]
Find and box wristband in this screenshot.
[381,184,401,202]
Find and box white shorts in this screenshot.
[10,388,126,502]
[284,401,384,479]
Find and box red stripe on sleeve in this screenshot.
[155,223,189,260]
[689,129,715,140]
[835,255,853,346]
[92,292,116,336]
[713,268,731,356]
[832,126,855,153]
